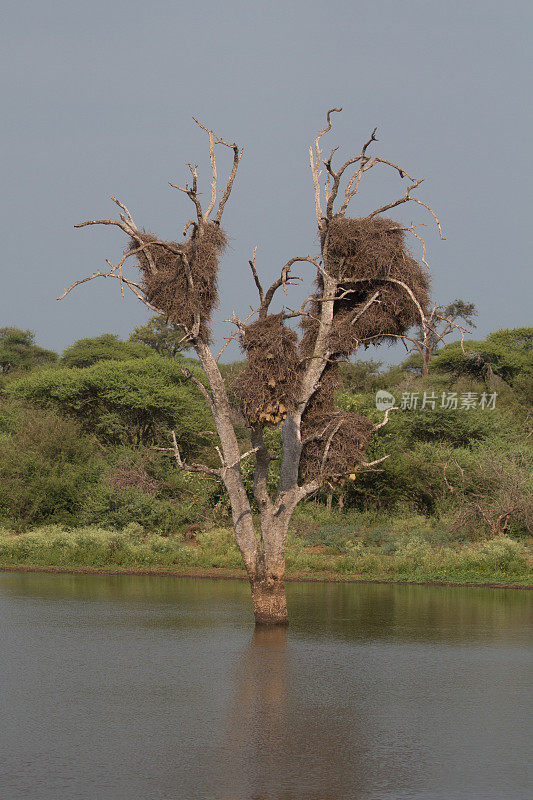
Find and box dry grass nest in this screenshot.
[324,215,420,281]
[130,222,227,338]
[301,215,431,356]
[234,313,301,425]
[299,410,374,483]
[300,361,374,482]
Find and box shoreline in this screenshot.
[1,562,531,590]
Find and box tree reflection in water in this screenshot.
[218,626,370,800]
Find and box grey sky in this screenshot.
[2,0,531,362]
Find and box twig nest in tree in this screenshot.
[325,215,417,281]
[234,313,301,426]
[131,222,227,339]
[299,410,374,482]
[301,215,430,357]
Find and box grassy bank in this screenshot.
[1,522,531,587]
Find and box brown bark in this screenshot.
[247,511,291,625]
[421,344,431,376]
[250,575,289,626]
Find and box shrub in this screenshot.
[80,484,198,536]
[7,356,214,450]
[475,536,527,567]
[395,535,434,566]
[61,334,151,368]
[431,328,533,387]
[0,404,104,528]
[0,327,57,375]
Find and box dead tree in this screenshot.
[60,110,452,625]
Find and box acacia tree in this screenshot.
[129,315,192,358]
[61,110,450,625]
[411,299,476,376]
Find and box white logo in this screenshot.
[375,390,396,410]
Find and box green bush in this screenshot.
[431,327,532,387]
[0,404,104,528]
[0,523,530,585]
[79,484,198,536]
[0,327,57,375]
[61,334,151,368]
[7,355,214,450]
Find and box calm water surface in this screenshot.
[0,573,531,800]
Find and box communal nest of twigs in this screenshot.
[299,361,374,482]
[299,410,374,483]
[323,215,418,281]
[234,313,301,426]
[300,215,430,356]
[131,222,227,339]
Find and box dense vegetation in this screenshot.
[0,319,531,584]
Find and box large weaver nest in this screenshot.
[301,215,430,357]
[131,222,227,339]
[299,363,374,483]
[234,313,301,426]
[300,410,374,483]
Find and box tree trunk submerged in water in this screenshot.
[248,513,291,626]
[250,574,289,626]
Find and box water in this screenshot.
[0,573,531,800]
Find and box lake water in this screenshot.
[0,572,531,800]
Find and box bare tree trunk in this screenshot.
[250,574,289,626]
[421,346,430,377]
[196,342,291,625]
[249,512,290,625]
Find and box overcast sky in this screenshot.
[1,0,531,362]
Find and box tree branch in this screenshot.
[216,308,257,361]
[151,431,222,478]
[367,178,424,218]
[180,367,215,413]
[248,246,264,305]
[373,406,398,431]
[361,455,390,467]
[215,142,243,224]
[320,418,345,475]
[367,179,445,241]
[259,256,314,316]
[226,446,260,470]
[309,108,342,225]
[251,426,275,511]
[169,162,204,224]
[192,117,217,220]
[58,265,161,315]
[327,128,380,217]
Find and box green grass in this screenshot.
[0,523,531,586]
